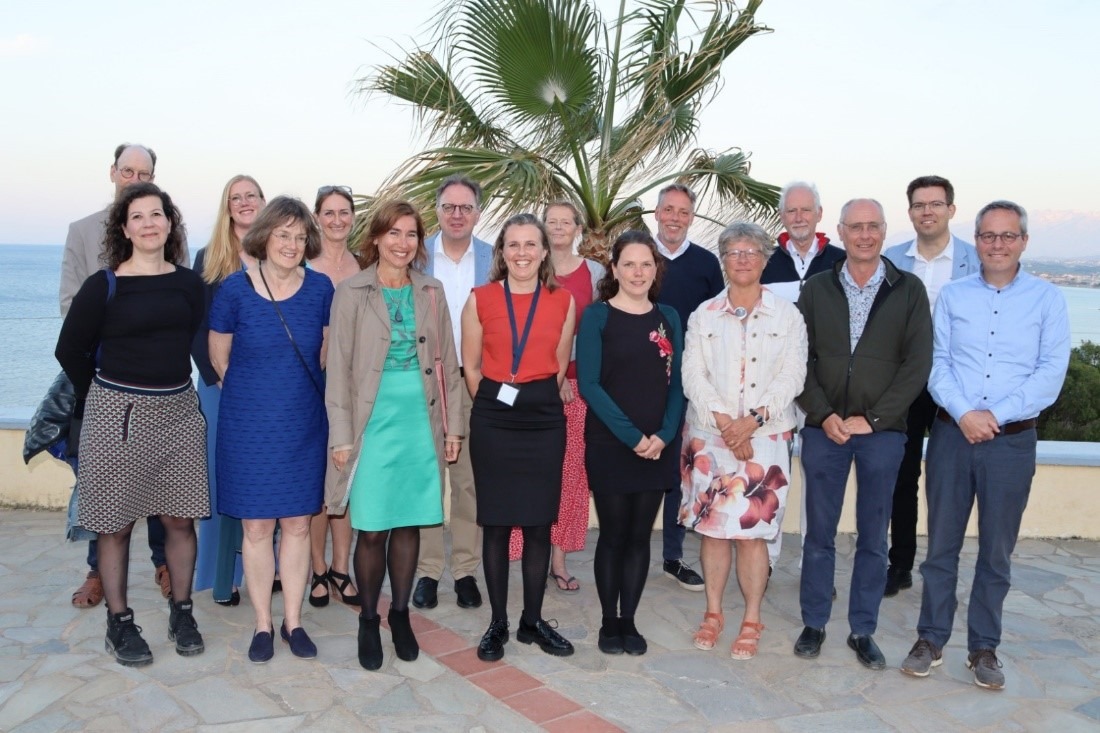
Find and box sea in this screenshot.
[3,243,1100,416]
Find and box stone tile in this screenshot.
[773,707,894,733]
[193,716,306,732]
[1075,697,1100,721]
[542,710,625,733]
[0,676,82,730]
[437,646,502,676]
[467,665,542,699]
[172,677,286,724]
[10,710,75,733]
[417,627,471,657]
[0,658,33,683]
[501,686,581,725]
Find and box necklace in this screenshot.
[383,287,406,322]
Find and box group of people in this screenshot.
[55,143,1070,693]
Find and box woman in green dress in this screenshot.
[325,200,463,671]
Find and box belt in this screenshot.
[936,408,1036,436]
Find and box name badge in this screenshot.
[497,383,519,406]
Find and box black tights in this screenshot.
[593,490,664,621]
[483,524,550,624]
[354,526,419,619]
[100,515,196,614]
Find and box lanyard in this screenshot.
[504,279,541,383]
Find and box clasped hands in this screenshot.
[958,409,999,444]
[821,413,873,445]
[633,434,666,461]
[714,412,757,461]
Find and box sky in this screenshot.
[2,0,1099,258]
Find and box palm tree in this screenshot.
[360,0,777,260]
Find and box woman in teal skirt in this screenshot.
[325,200,463,671]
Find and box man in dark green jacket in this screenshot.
[792,199,932,671]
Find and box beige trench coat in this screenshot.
[324,265,464,513]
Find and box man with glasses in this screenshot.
[413,175,493,611]
[881,176,979,599]
[793,199,931,670]
[652,183,724,592]
[900,201,1069,690]
[761,181,846,574]
[61,142,190,608]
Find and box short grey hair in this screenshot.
[778,181,821,211]
[657,183,697,208]
[975,200,1028,235]
[839,198,885,224]
[717,221,776,259]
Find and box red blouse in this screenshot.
[473,281,572,384]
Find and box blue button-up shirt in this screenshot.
[929,268,1070,425]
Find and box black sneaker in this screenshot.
[884,566,913,598]
[106,608,153,667]
[168,599,204,656]
[663,560,704,591]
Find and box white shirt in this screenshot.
[432,238,476,366]
[906,238,954,312]
[655,237,694,261]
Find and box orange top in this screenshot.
[474,281,573,383]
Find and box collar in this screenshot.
[348,263,432,291]
[709,287,777,315]
[431,232,475,260]
[904,237,955,263]
[841,259,886,290]
[979,264,1025,290]
[777,231,830,258]
[655,237,693,261]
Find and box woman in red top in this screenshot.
[461,213,576,662]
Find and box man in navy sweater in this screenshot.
[653,183,724,591]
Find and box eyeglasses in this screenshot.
[909,201,948,212]
[722,249,763,260]
[116,166,154,182]
[439,203,476,216]
[317,185,352,197]
[272,231,308,246]
[229,192,261,206]
[977,231,1023,244]
[841,222,884,234]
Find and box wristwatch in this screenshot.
[749,408,765,427]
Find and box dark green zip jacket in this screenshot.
[796,257,932,432]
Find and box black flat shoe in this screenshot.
[847,633,885,670]
[327,568,360,606]
[214,590,240,607]
[598,618,623,655]
[308,572,330,608]
[477,619,509,662]
[412,577,438,610]
[620,619,647,656]
[794,626,826,659]
[516,616,574,657]
[454,576,482,609]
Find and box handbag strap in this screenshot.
[429,287,448,426]
[257,265,324,398]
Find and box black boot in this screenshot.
[388,607,419,662]
[168,598,205,656]
[106,607,153,667]
[358,614,383,671]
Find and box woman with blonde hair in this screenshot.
[192,175,265,606]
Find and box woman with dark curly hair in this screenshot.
[209,196,334,664]
[55,182,209,668]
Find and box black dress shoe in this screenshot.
[847,633,886,670]
[794,626,826,658]
[477,619,509,662]
[412,577,438,609]
[516,616,574,657]
[884,566,913,598]
[454,576,482,609]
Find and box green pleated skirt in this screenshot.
[348,368,443,532]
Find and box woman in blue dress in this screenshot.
[325,200,463,671]
[209,197,333,664]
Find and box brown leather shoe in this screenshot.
[155,565,171,599]
[72,570,104,608]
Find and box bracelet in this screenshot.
[748,408,765,427]
[444,436,463,443]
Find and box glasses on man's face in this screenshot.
[722,249,763,260]
[977,231,1023,244]
[317,185,352,198]
[116,166,153,182]
[272,231,308,246]
[909,201,948,213]
[841,222,884,235]
[439,203,476,216]
[229,192,261,207]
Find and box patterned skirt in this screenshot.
[679,428,792,541]
[77,377,210,534]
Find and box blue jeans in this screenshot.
[800,427,905,634]
[918,419,1035,652]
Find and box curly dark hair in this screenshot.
[596,229,665,302]
[488,213,557,290]
[102,182,186,270]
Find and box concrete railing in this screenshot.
[3,416,1098,539]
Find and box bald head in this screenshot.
[110,144,156,199]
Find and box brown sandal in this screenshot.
[731,621,764,660]
[155,564,171,599]
[692,611,724,651]
[72,570,104,608]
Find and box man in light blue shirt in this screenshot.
[900,200,1070,691]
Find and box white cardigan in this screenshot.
[682,287,808,436]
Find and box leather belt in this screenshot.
[936,408,1036,436]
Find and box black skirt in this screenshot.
[470,376,565,526]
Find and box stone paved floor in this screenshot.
[1,509,1098,732]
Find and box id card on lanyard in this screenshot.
[498,280,541,406]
